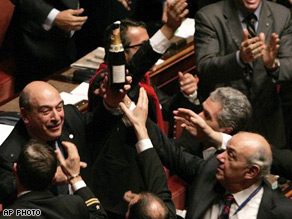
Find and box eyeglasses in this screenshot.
[125,43,144,49]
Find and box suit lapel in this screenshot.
[224,0,244,49]
[256,181,276,218]
[257,1,272,43]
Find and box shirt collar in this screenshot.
[232,181,262,206]
[235,1,262,23]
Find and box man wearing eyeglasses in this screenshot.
[86,1,200,218]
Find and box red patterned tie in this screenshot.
[218,194,234,219]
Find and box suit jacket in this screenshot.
[0,187,107,219]
[9,0,78,89]
[194,0,292,148]
[145,119,292,219]
[0,104,112,207]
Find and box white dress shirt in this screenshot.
[203,182,264,219]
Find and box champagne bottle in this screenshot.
[107,21,126,90]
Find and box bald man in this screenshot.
[0,81,118,207]
[123,91,292,218]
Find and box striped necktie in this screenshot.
[218,194,234,219]
[246,14,257,38]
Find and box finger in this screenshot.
[119,102,130,115]
[61,141,79,159]
[72,8,85,16]
[80,161,87,169]
[259,32,265,44]
[55,149,65,165]
[178,71,184,82]
[243,29,249,42]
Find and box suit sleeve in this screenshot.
[74,187,107,219]
[137,149,176,218]
[10,0,54,23]
[146,119,205,183]
[194,9,246,86]
[128,41,162,87]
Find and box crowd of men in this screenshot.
[1,0,292,218]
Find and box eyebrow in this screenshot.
[39,100,64,109]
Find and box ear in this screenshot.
[20,107,29,124]
[222,126,234,134]
[245,164,260,179]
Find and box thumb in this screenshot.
[259,32,265,44]
[178,71,184,80]
[80,161,87,169]
[243,28,249,41]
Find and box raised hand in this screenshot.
[239,29,264,63]
[55,141,87,184]
[54,9,88,31]
[96,72,132,108]
[259,32,280,70]
[174,108,223,148]
[178,72,198,96]
[162,0,189,39]
[120,87,149,140]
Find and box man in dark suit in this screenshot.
[121,87,176,219]
[194,0,292,149]
[122,91,292,219]
[9,0,87,91]
[86,1,192,217]
[0,140,107,219]
[0,81,120,207]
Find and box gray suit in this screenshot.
[194,0,292,148]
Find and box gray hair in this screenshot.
[209,87,252,134]
[246,141,273,179]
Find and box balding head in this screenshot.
[216,132,272,192]
[19,81,64,141]
[234,132,272,178]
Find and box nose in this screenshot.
[216,150,226,163]
[51,108,60,121]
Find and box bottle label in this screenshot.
[112,65,126,83]
[109,44,124,52]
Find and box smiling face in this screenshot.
[236,0,262,12]
[21,82,64,141]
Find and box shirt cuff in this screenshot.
[183,90,200,105]
[220,133,232,150]
[43,8,59,31]
[236,50,246,68]
[72,180,87,192]
[149,30,171,54]
[135,138,153,153]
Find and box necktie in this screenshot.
[218,194,234,219]
[246,14,257,38]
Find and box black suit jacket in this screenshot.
[145,119,292,219]
[194,0,292,148]
[9,0,78,89]
[0,187,107,219]
[0,104,111,207]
